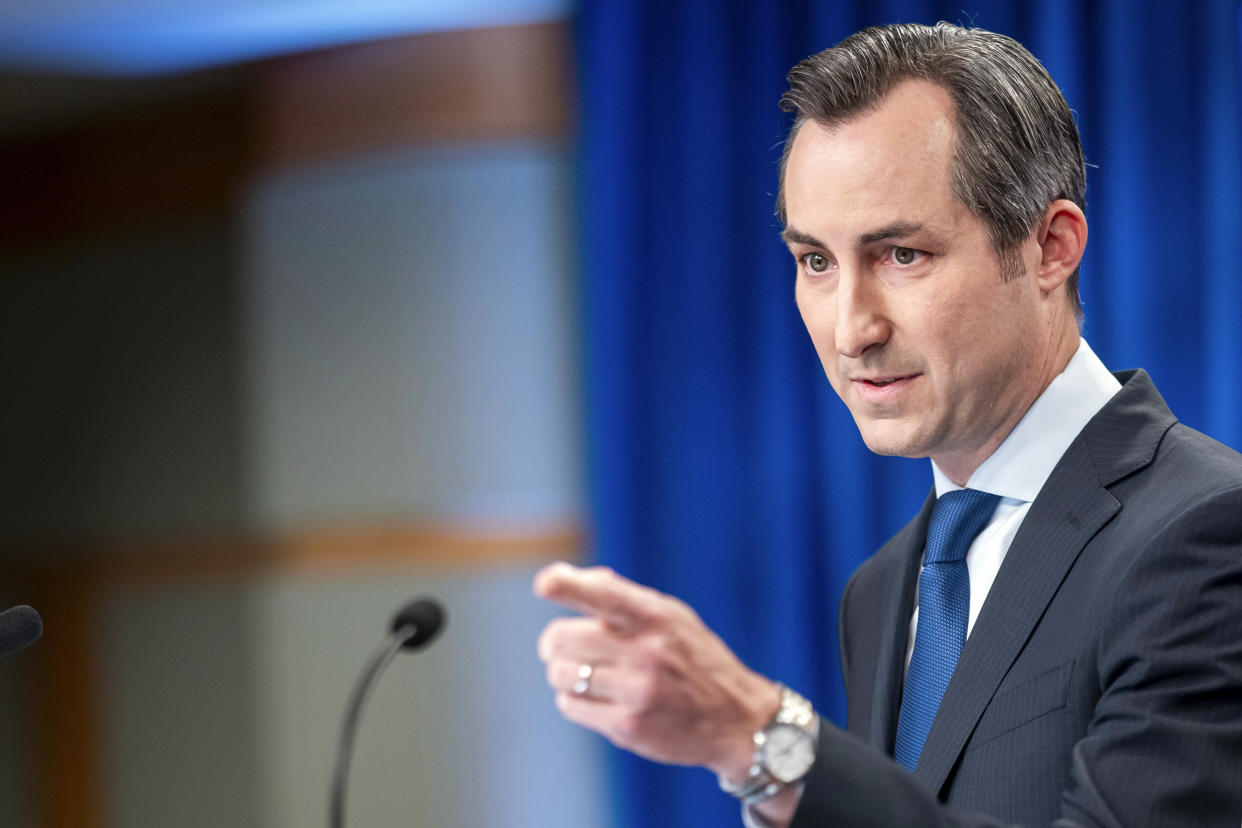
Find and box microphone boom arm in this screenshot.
[329,624,416,828]
[330,598,444,828]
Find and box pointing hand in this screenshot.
[534,561,780,779]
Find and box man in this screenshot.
[536,22,1242,827]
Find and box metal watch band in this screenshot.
[717,684,817,806]
[718,764,774,799]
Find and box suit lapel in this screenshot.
[867,492,934,753]
[913,446,1118,791]
[912,370,1175,793]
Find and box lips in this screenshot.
[851,373,921,402]
[857,374,919,387]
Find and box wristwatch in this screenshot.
[718,684,818,805]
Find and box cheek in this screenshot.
[905,281,991,355]
[919,289,1030,393]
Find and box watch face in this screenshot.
[761,723,815,784]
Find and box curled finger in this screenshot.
[537,615,629,664]
[547,659,621,703]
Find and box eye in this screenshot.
[892,247,919,265]
[802,252,831,273]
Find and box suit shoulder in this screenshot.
[1144,421,1242,499]
[1160,422,1242,476]
[1103,421,1242,564]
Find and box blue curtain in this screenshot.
[574,2,1241,826]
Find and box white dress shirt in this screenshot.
[906,338,1122,666]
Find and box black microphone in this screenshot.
[390,598,445,650]
[331,598,446,828]
[0,605,43,659]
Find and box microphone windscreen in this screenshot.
[390,598,445,650]
[0,605,43,659]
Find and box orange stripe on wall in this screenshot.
[14,522,586,586]
[252,21,574,169]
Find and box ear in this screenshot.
[1034,199,1087,294]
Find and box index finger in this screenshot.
[534,562,661,630]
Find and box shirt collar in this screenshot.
[932,338,1122,502]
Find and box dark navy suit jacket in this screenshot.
[792,370,1242,827]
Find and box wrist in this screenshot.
[717,684,818,807]
[710,679,783,781]
[743,783,802,828]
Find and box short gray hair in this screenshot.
[778,22,1086,319]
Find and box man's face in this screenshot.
[783,79,1051,480]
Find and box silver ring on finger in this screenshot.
[573,663,594,696]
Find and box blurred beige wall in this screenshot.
[0,22,611,828]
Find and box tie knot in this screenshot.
[924,489,1001,565]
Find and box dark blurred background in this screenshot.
[0,1,1238,827]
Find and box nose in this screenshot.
[834,271,890,358]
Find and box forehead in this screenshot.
[783,80,962,236]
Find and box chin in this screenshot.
[855,421,930,459]
[862,439,923,458]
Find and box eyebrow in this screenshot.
[781,221,927,250]
[858,221,925,245]
[780,227,825,248]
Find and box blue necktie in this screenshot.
[894,488,1001,771]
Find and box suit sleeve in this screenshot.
[793,487,1242,828]
[1058,486,1242,826]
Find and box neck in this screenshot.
[935,322,1081,487]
